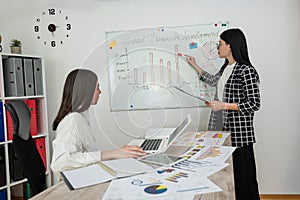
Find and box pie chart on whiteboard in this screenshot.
[201,41,219,60]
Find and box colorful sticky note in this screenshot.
[189,42,198,49]
[109,40,117,49]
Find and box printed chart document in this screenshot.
[171,131,230,147]
[181,145,236,163]
[165,131,230,157]
[61,158,153,190]
[103,166,221,200]
[171,159,229,176]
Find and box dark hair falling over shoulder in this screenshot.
[52,69,98,131]
[220,28,252,67]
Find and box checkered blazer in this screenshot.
[200,62,261,147]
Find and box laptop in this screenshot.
[128,114,191,154]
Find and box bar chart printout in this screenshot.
[106,22,228,111]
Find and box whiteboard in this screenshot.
[106,22,228,111]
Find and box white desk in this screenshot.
[31,133,235,200]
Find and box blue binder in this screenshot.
[0,189,7,200]
[0,102,4,142]
[0,145,6,187]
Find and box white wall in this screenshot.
[1,0,299,194]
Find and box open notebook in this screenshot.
[61,158,153,190]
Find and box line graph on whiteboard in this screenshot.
[106,22,228,111]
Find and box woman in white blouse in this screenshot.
[51,69,146,173]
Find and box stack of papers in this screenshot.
[102,131,236,199]
[102,166,222,200]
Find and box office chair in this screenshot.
[4,100,45,196]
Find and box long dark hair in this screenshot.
[220,28,252,67]
[52,69,98,131]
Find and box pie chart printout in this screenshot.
[144,185,168,194]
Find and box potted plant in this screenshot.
[10,39,22,54]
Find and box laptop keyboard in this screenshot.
[141,139,162,151]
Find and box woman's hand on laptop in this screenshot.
[120,145,146,158]
[101,145,146,160]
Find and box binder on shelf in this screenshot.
[35,138,46,171]
[2,57,25,97]
[0,102,5,142]
[25,99,37,136]
[23,58,35,96]
[0,189,7,200]
[0,145,7,187]
[6,108,14,141]
[8,144,24,181]
[33,59,44,95]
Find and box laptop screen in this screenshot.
[167,114,191,145]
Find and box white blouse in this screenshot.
[51,109,101,173]
[217,62,236,101]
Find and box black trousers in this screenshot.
[232,144,260,200]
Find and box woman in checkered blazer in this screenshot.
[186,28,261,200]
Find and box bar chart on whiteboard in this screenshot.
[105,22,228,111]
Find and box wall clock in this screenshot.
[34,8,72,48]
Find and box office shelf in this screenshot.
[0,53,51,200]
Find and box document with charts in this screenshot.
[183,145,236,164]
[171,131,230,147]
[102,166,221,200]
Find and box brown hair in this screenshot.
[52,69,98,131]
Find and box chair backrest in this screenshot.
[4,100,45,196]
[5,100,31,140]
